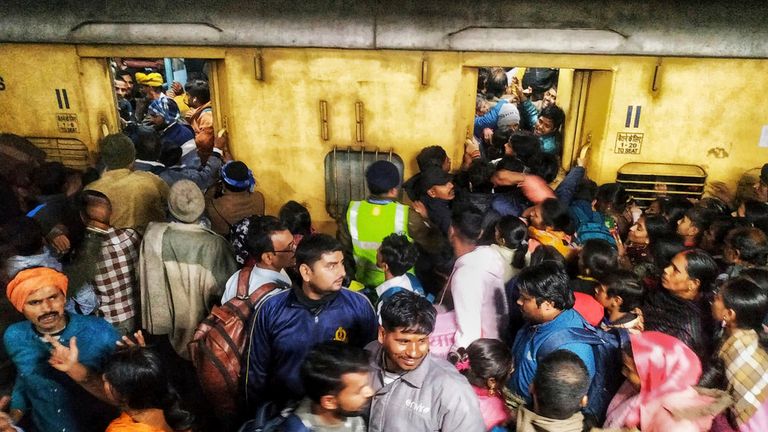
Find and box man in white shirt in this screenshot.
[221,216,294,303]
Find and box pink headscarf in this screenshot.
[605,331,702,429]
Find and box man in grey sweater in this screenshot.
[365,291,485,432]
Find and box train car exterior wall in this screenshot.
[0,43,765,232]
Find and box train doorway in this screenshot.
[75,47,229,163]
[470,66,612,173]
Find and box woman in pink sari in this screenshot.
[604,331,731,432]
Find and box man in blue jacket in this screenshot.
[243,234,378,411]
[508,262,596,404]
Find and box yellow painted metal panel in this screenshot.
[2,43,768,234]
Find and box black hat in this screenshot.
[366,160,401,194]
[417,167,451,197]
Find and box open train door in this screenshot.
[562,70,614,183]
[75,45,230,161]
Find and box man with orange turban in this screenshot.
[4,267,119,432]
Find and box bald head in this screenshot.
[81,190,112,227]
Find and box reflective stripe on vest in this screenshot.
[346,200,410,287]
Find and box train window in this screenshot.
[475,66,564,158]
[324,147,404,220]
[109,57,216,141]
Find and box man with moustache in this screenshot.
[243,234,378,411]
[3,267,119,432]
[366,291,485,432]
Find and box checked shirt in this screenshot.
[94,227,141,324]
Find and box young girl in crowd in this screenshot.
[677,206,716,248]
[491,215,528,283]
[710,278,768,431]
[595,270,644,333]
[452,338,513,431]
[604,331,731,431]
[721,227,768,280]
[571,239,618,295]
[103,347,193,432]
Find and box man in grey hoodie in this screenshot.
[366,291,485,432]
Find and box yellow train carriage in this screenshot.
[1,14,767,231]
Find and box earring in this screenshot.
[721,317,728,328]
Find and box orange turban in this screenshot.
[6,267,68,312]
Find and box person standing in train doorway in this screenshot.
[338,160,444,289]
[185,79,215,164]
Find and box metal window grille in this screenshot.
[325,146,404,220]
[616,162,707,208]
[27,137,90,171]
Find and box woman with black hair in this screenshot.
[594,183,632,240]
[643,249,719,361]
[491,215,529,283]
[526,198,575,259]
[710,278,768,431]
[103,347,193,432]
[722,227,768,280]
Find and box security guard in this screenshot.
[338,160,444,288]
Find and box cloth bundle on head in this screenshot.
[365,160,401,194]
[221,161,255,192]
[100,133,137,169]
[148,98,180,125]
[7,267,68,312]
[135,72,164,87]
[168,179,205,223]
[497,103,521,132]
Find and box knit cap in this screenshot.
[168,180,205,223]
[497,103,521,132]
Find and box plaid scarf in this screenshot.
[719,328,768,425]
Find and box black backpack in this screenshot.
[537,324,628,427]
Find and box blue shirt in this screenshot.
[5,314,120,432]
[509,308,596,404]
[243,287,377,408]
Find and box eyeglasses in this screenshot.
[272,243,296,254]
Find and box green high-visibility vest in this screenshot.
[346,200,410,287]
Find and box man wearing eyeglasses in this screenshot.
[220,216,294,303]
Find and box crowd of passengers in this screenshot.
[0,65,767,432]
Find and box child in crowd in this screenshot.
[452,338,513,431]
[374,233,426,308]
[677,206,716,248]
[103,347,193,432]
[594,270,644,333]
[571,239,618,295]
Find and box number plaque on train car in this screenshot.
[56,113,79,133]
[615,132,643,155]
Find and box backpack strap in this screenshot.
[537,326,603,361]
[236,265,255,299]
[26,203,47,218]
